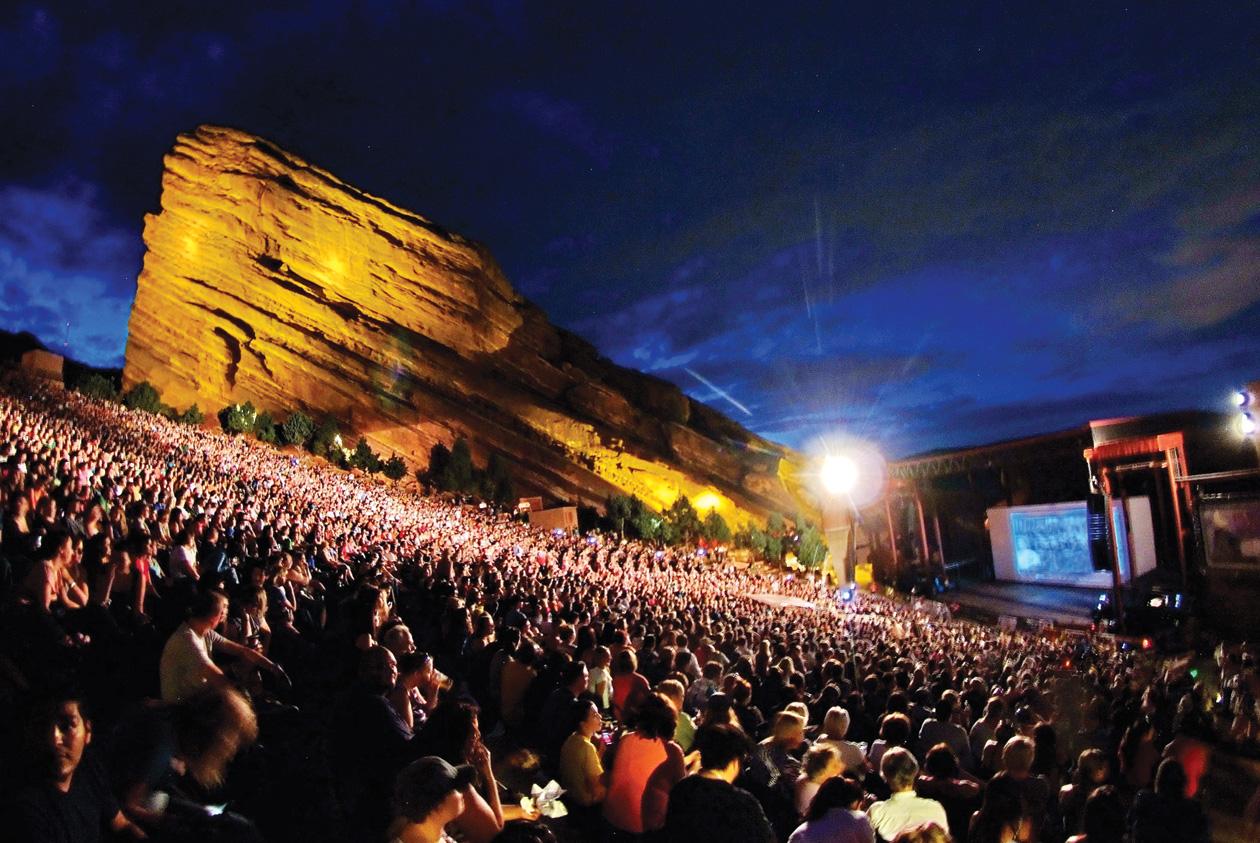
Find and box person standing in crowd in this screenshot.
[787,775,874,843]
[537,659,588,767]
[1129,757,1210,843]
[611,649,650,724]
[970,697,1006,767]
[603,693,686,838]
[1066,785,1125,843]
[815,706,868,775]
[867,748,949,840]
[107,685,262,840]
[868,711,913,772]
[1059,748,1109,836]
[915,743,981,839]
[917,691,971,770]
[743,708,808,833]
[968,774,1030,843]
[662,723,775,843]
[992,736,1049,840]
[795,743,843,818]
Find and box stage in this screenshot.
[947,577,1099,628]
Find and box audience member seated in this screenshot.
[3,687,144,842]
[330,646,418,834]
[416,700,541,843]
[108,686,262,841]
[662,723,775,843]
[159,589,283,702]
[388,756,475,843]
[558,699,607,813]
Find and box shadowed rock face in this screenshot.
[124,125,813,522]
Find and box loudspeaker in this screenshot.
[1087,493,1112,571]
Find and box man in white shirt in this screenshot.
[160,589,284,701]
[867,748,948,840]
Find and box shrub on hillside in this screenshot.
[350,437,381,472]
[254,411,278,444]
[382,454,408,481]
[309,417,342,458]
[219,402,257,435]
[122,381,164,414]
[280,410,314,447]
[177,405,205,425]
[73,373,119,401]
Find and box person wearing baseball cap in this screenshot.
[389,756,477,843]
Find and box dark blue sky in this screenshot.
[3,2,1259,457]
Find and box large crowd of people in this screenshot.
[0,373,1247,842]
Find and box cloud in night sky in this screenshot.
[0,182,139,366]
[2,2,1259,457]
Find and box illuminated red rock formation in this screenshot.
[124,125,813,521]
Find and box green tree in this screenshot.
[122,381,164,414]
[219,402,257,435]
[309,416,341,457]
[797,522,827,569]
[177,405,205,425]
[254,410,278,444]
[280,410,315,447]
[74,373,118,401]
[424,442,451,487]
[665,495,703,544]
[382,454,408,481]
[631,507,665,543]
[350,437,381,472]
[607,494,636,537]
[702,510,732,543]
[439,437,476,493]
[766,512,786,536]
[482,452,515,507]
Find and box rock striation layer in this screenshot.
[124,125,813,522]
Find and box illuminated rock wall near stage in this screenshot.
[124,125,813,524]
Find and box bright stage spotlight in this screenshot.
[1233,390,1251,408]
[1241,414,1258,436]
[820,454,859,496]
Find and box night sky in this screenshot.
[3,2,1259,458]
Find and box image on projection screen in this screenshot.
[1009,505,1129,582]
[988,498,1155,587]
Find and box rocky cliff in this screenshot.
[124,125,813,523]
